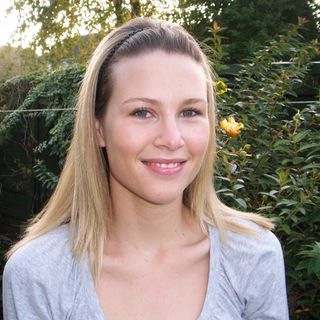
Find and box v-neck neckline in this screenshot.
[85,225,219,320]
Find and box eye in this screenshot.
[131,107,152,119]
[181,108,201,117]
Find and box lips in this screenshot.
[141,159,187,175]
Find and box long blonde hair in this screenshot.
[7,17,273,281]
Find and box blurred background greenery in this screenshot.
[0,0,319,319]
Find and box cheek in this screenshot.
[105,122,148,157]
[186,123,210,157]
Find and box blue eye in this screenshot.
[131,108,151,118]
[181,108,200,117]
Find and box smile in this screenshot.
[141,159,187,175]
[149,162,179,168]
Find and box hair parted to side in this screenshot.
[7,17,273,281]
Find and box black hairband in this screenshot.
[106,27,146,62]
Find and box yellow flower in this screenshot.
[213,21,219,30]
[214,80,228,95]
[220,117,244,137]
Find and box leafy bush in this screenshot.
[215,22,320,319]
[0,65,84,201]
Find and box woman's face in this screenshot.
[95,50,210,206]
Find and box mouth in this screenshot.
[141,159,187,175]
[144,162,181,168]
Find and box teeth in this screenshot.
[154,162,179,168]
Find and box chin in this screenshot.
[139,192,183,206]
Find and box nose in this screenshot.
[153,117,185,150]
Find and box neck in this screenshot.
[107,184,197,256]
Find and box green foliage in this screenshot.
[33,160,59,192]
[214,22,320,319]
[8,0,320,67]
[0,45,41,82]
[173,0,319,63]
[296,242,320,280]
[0,65,84,200]
[10,0,161,67]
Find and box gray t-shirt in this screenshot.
[3,221,289,319]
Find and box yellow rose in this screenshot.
[220,116,244,137]
[214,80,228,95]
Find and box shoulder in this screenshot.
[3,224,87,318]
[4,224,74,277]
[209,218,285,292]
[223,218,283,259]
[215,218,284,276]
[209,218,283,257]
[207,219,288,318]
[209,218,286,299]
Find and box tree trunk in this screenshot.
[130,0,141,18]
[113,0,123,26]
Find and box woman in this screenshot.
[3,17,289,319]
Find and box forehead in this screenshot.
[109,50,207,101]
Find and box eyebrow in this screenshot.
[122,97,207,106]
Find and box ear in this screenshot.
[95,118,106,147]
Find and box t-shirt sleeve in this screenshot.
[2,226,80,320]
[3,252,55,320]
[241,230,289,320]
